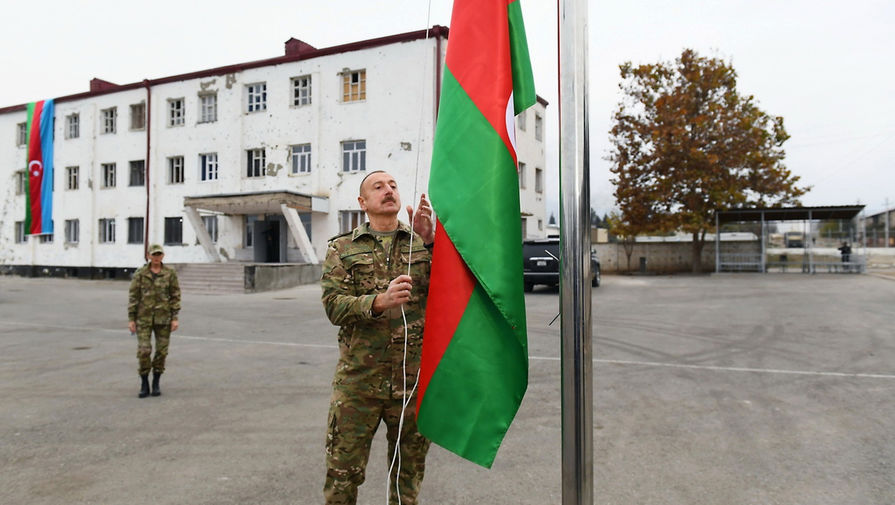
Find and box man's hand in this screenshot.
[171,320,179,332]
[406,194,435,245]
[128,321,136,334]
[372,275,414,314]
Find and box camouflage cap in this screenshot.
[148,244,164,255]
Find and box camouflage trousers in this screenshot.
[136,324,171,376]
[324,389,430,505]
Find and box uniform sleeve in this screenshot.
[128,274,140,322]
[169,271,182,320]
[320,241,378,327]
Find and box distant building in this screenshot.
[859,207,894,247]
[1,27,548,274]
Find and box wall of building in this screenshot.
[515,102,548,239]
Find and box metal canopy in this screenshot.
[715,205,864,224]
[183,190,327,215]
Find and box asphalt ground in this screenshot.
[1,273,893,505]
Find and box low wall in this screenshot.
[246,263,323,293]
[594,241,758,274]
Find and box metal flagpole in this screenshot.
[558,0,593,504]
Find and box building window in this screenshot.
[65,113,80,139]
[535,113,543,142]
[202,215,218,243]
[98,218,116,243]
[517,110,527,131]
[246,148,266,177]
[129,160,145,187]
[199,153,218,181]
[164,217,183,245]
[538,219,543,231]
[15,170,27,195]
[341,140,366,172]
[291,144,312,174]
[342,69,366,102]
[128,217,144,244]
[168,98,185,126]
[101,163,116,188]
[65,219,79,244]
[168,156,185,184]
[518,162,527,189]
[199,93,217,123]
[65,166,79,190]
[16,122,27,146]
[340,210,366,234]
[130,103,146,130]
[15,221,26,243]
[39,229,54,243]
[247,83,267,112]
[292,75,312,106]
[101,107,117,134]
[535,167,544,194]
[521,217,528,239]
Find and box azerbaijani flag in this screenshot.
[417,0,536,468]
[25,99,55,235]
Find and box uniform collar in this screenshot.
[351,221,411,242]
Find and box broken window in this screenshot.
[246,148,266,177]
[292,75,312,106]
[130,103,146,130]
[168,156,184,184]
[101,163,116,188]
[101,107,117,134]
[200,153,218,181]
[247,83,267,112]
[342,70,366,102]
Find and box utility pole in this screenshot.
[885,198,890,248]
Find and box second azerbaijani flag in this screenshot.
[25,99,55,235]
[417,0,536,468]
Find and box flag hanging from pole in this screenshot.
[417,0,536,468]
[25,99,55,235]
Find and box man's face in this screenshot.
[358,172,401,218]
[150,252,164,265]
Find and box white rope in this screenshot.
[387,1,434,503]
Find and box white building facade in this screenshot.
[0,27,547,274]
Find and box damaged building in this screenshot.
[0,26,548,290]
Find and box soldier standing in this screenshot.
[128,244,181,398]
[320,170,435,505]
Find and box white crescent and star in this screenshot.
[29,160,42,177]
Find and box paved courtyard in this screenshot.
[1,273,893,504]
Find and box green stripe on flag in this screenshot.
[508,0,536,113]
[23,102,36,233]
[430,68,528,342]
[417,283,528,467]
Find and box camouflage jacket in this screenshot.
[321,222,431,400]
[128,263,182,326]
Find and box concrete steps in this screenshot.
[174,263,246,294]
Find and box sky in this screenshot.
[2,0,893,218]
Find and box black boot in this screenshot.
[139,374,150,398]
[151,372,162,397]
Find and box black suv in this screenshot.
[522,237,600,292]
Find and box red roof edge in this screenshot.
[0,25,450,115]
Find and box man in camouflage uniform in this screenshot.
[128,243,181,398]
[321,170,435,505]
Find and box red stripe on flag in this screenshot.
[444,0,514,159]
[417,222,476,412]
[27,101,45,234]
